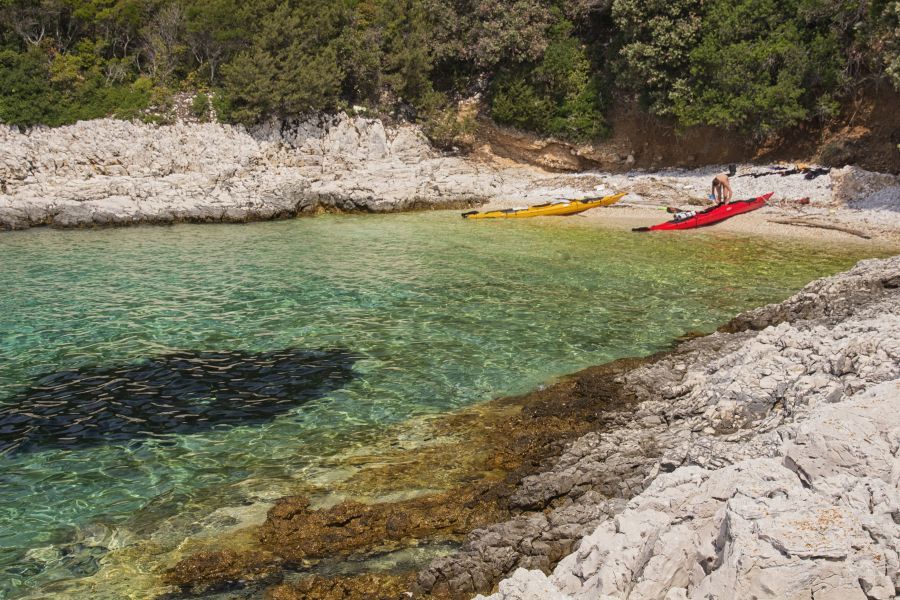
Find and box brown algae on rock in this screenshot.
[160,356,652,598]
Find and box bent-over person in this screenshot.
[710,164,736,204]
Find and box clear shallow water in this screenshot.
[0,212,884,596]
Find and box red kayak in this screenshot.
[633,193,772,232]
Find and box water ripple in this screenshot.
[0,212,883,598]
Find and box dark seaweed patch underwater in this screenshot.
[0,348,357,455]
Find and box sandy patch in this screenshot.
[474,164,900,247]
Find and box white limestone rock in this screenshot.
[476,379,900,600]
[0,114,513,230]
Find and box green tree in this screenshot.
[69,0,145,58]
[220,1,346,124]
[338,0,386,103]
[381,0,433,104]
[141,2,186,83]
[671,0,843,135]
[184,0,249,84]
[0,47,62,125]
[612,0,702,116]
[874,1,900,89]
[0,0,894,135]
[489,17,606,140]
[422,0,557,70]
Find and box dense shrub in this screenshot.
[0,48,59,126]
[612,0,702,116]
[875,1,900,89]
[219,1,346,124]
[0,45,151,126]
[0,0,896,139]
[670,0,845,135]
[490,18,607,140]
[191,92,210,121]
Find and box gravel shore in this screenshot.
[476,163,900,244]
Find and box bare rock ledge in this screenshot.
[0,115,509,230]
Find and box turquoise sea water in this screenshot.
[0,212,885,597]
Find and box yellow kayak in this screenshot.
[462,192,626,219]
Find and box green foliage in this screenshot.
[877,1,900,90]
[671,0,844,135]
[612,0,885,135]
[191,92,210,121]
[422,0,557,70]
[210,88,232,122]
[489,18,606,141]
[0,0,894,140]
[0,48,61,126]
[0,43,151,126]
[184,0,249,83]
[612,0,703,116]
[380,0,434,104]
[220,1,346,124]
[491,75,553,131]
[334,0,437,108]
[416,89,475,149]
[338,0,386,103]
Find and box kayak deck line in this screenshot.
[462,192,627,219]
[633,193,773,232]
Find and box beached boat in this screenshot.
[462,192,626,219]
[633,193,772,232]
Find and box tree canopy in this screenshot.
[0,0,896,141]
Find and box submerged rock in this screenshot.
[162,549,283,597]
[161,355,648,598]
[0,348,356,455]
[258,490,506,562]
[157,256,900,600]
[267,572,416,600]
[422,255,900,598]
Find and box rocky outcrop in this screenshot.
[476,380,900,600]
[3,114,899,235]
[411,256,900,599]
[148,257,899,600]
[0,115,513,230]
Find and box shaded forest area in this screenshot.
[1,0,898,145]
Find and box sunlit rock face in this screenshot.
[0,348,357,455]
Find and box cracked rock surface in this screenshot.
[413,256,900,599]
[0,115,525,229]
[476,381,900,600]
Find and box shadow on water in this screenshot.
[0,348,357,455]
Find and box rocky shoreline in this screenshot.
[0,115,507,230]
[4,114,899,599]
[2,115,899,241]
[151,255,899,600]
[454,255,900,600]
